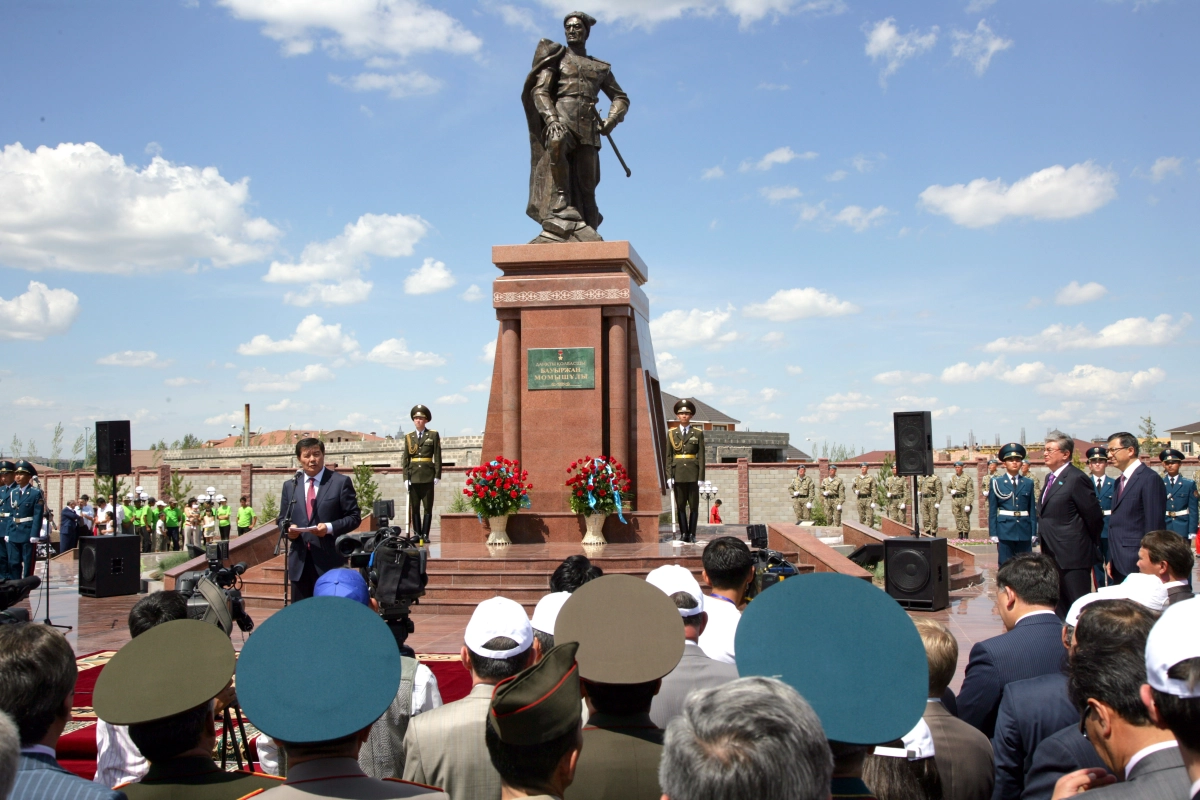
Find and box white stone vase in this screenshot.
[486,514,512,546]
[581,513,608,545]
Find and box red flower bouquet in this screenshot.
[565,456,632,520]
[464,457,531,518]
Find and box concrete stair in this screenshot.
[948,556,984,590]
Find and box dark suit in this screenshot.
[958,613,1065,738]
[1021,725,1105,800]
[10,751,126,800]
[278,468,360,600]
[1107,463,1167,582]
[649,642,739,729]
[1166,582,1194,606]
[59,506,81,553]
[1037,465,1105,617]
[1082,744,1190,800]
[991,673,1078,800]
[924,701,994,800]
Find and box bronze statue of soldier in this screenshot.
[523,11,630,243]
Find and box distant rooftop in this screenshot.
[1168,420,1200,434]
[203,429,386,448]
[660,392,741,427]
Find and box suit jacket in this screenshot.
[565,712,664,800]
[991,673,1078,800]
[1021,725,1105,800]
[957,613,1065,738]
[1108,463,1167,578]
[10,751,127,800]
[923,702,994,800]
[278,468,360,582]
[1162,474,1198,537]
[649,642,739,729]
[1038,465,1105,570]
[1082,744,1190,800]
[989,474,1038,542]
[402,684,501,800]
[1167,583,1195,606]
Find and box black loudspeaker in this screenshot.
[893,411,933,476]
[95,420,132,476]
[78,535,141,598]
[885,536,949,611]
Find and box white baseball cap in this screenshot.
[1065,573,1170,628]
[125,493,134,500]
[464,597,532,659]
[531,591,571,635]
[1145,597,1200,698]
[874,717,935,760]
[135,485,144,493]
[215,495,226,502]
[645,564,705,617]
[139,493,149,501]
[155,501,166,507]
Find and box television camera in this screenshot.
[0,576,41,625]
[176,542,254,636]
[744,524,803,599]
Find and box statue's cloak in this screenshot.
[523,39,567,225]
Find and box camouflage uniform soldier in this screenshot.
[884,464,910,523]
[981,458,999,500]
[1021,460,1041,498]
[821,465,846,527]
[788,465,817,523]
[852,463,876,528]
[946,461,974,540]
[917,473,943,536]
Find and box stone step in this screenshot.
[951,567,984,590]
[425,567,709,588]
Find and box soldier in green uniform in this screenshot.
[94,619,282,799]
[821,465,846,527]
[556,575,684,800]
[946,461,974,540]
[0,461,13,578]
[852,463,876,529]
[788,465,817,524]
[981,458,999,500]
[666,399,705,543]
[884,463,910,524]
[917,473,943,536]
[401,405,442,541]
[1021,460,1040,498]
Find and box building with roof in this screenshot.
[202,429,386,448]
[660,392,809,463]
[1167,420,1200,456]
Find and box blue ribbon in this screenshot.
[585,458,625,524]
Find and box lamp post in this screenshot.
[699,480,719,525]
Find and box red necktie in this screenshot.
[306,477,317,522]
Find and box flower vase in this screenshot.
[581,513,608,545]
[486,514,512,546]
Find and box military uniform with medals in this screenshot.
[789,468,817,523]
[0,461,13,578]
[988,444,1038,566]
[401,405,441,540]
[1086,446,1116,588]
[6,461,44,579]
[666,399,705,543]
[1160,449,1198,540]
[852,465,876,528]
[821,467,846,527]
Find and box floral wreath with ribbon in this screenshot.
[565,456,631,523]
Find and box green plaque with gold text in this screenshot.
[527,347,595,390]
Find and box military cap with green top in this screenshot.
[1159,448,1185,463]
[489,642,582,745]
[94,619,234,725]
[410,404,432,421]
[13,460,36,476]
[236,596,400,743]
[735,573,928,745]
[1086,446,1108,461]
[672,398,696,416]
[998,442,1027,461]
[555,574,684,684]
[0,460,13,473]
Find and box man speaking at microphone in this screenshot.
[277,437,361,600]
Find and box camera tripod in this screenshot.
[36,540,71,632]
[218,702,255,772]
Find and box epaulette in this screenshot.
[384,777,446,791]
[588,55,611,67]
[238,771,285,781]
[235,790,266,800]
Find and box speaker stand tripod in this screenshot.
[37,540,72,632]
[911,475,924,538]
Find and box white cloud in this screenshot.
[874,370,932,385]
[656,351,687,380]
[0,142,278,273]
[851,154,881,173]
[404,257,456,295]
[940,357,1005,383]
[743,288,859,321]
[999,361,1054,384]
[951,19,1012,75]
[464,382,489,392]
[328,70,441,98]
[832,204,890,231]
[14,396,54,408]
[892,395,939,407]
[241,364,335,392]
[267,399,296,412]
[238,314,360,357]
[338,412,380,430]
[931,405,961,419]
[533,0,847,29]
[965,0,997,12]
[437,393,469,405]
[205,412,243,426]
[461,284,484,302]
[919,161,1118,228]
[864,18,939,87]
[826,170,848,182]
[481,339,497,363]
[97,350,172,368]
[362,337,446,369]
[0,281,80,340]
[761,331,786,346]
[786,365,804,375]
[798,391,877,422]
[983,314,1189,352]
[1054,280,1108,306]
[701,166,725,180]
[1038,364,1166,401]
[265,212,429,307]
[490,2,540,32]
[669,376,716,396]
[650,307,738,349]
[739,147,817,172]
[760,185,802,203]
[1137,156,1184,183]
[757,82,790,91]
[164,376,206,387]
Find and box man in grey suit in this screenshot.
[645,565,739,729]
[403,597,538,800]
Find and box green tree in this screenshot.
[1139,415,1164,457]
[178,433,202,450]
[71,432,85,469]
[94,475,128,503]
[50,423,65,465]
[162,472,194,506]
[352,463,380,519]
[26,439,38,459]
[873,454,895,525]
[260,493,279,523]
[9,435,22,458]
[85,434,96,467]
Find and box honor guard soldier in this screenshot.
[981,458,999,499]
[917,471,943,536]
[7,460,44,580]
[853,463,876,528]
[556,575,685,800]
[666,399,705,543]
[93,619,281,799]
[988,444,1038,566]
[788,464,817,523]
[1086,446,1116,588]
[884,462,910,523]
[947,461,974,540]
[821,464,846,527]
[401,405,442,541]
[1160,449,1198,541]
[0,460,14,578]
[236,597,448,799]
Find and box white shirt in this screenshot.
[1121,460,1143,483]
[305,468,327,499]
[1015,609,1059,625]
[79,503,95,530]
[698,594,741,665]
[94,721,147,788]
[1043,464,1068,494]
[1123,740,1177,780]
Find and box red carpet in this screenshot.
[61,651,472,781]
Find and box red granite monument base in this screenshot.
[439,510,663,544]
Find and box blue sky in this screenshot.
[1,0,1197,455]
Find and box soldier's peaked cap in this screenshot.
[954,461,964,467]
[736,574,927,745]
[410,404,431,421]
[564,11,597,29]
[998,443,1027,461]
[828,464,838,470]
[94,619,234,725]
[0,461,13,473]
[13,460,36,476]
[1086,446,1108,461]
[1159,448,1184,463]
[489,642,582,745]
[673,399,696,415]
